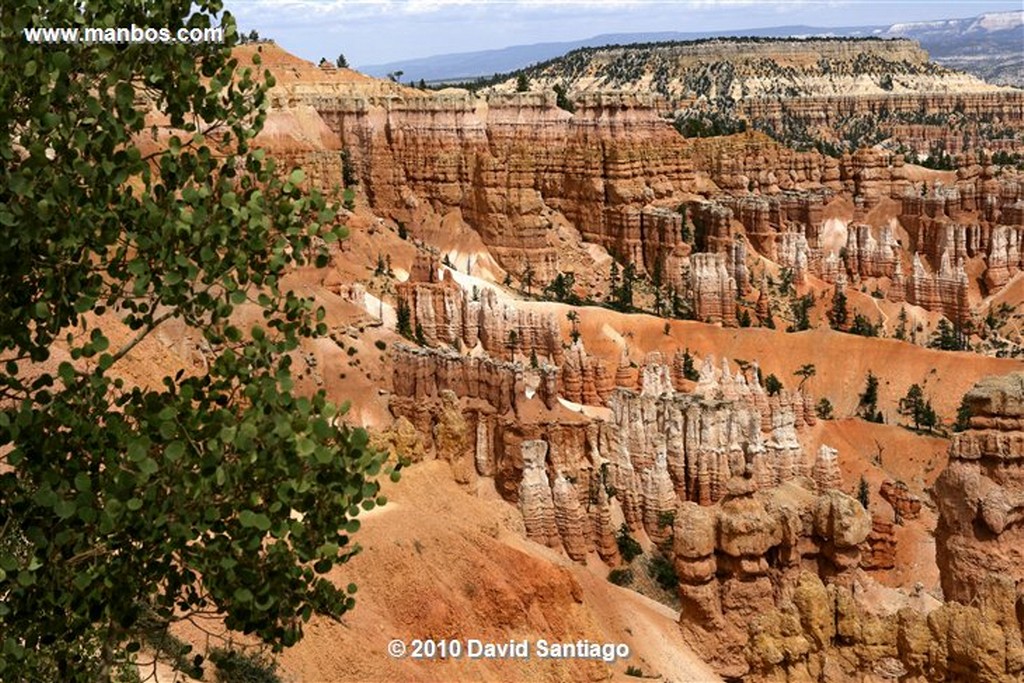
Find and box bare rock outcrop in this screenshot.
[391,348,827,565]
[811,444,842,493]
[860,515,897,571]
[371,415,428,464]
[313,87,702,281]
[733,371,1024,682]
[905,252,970,325]
[745,571,1024,683]
[559,341,615,406]
[843,223,900,281]
[673,476,871,678]
[519,440,561,549]
[690,252,737,326]
[397,261,562,363]
[935,371,1024,605]
[687,131,841,194]
[986,220,1024,290]
[879,479,922,522]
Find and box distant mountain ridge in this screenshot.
[358,10,1023,86]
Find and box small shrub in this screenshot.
[114,664,142,683]
[850,313,878,337]
[657,510,675,529]
[626,665,644,677]
[815,398,834,420]
[681,349,699,381]
[764,374,783,396]
[857,476,870,510]
[608,568,634,586]
[374,339,387,351]
[346,346,358,356]
[396,299,413,340]
[647,553,678,591]
[788,293,814,332]
[954,394,971,432]
[209,648,282,683]
[616,524,642,563]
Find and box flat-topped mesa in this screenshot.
[396,261,563,363]
[935,371,1024,605]
[505,39,1019,138]
[745,91,1024,154]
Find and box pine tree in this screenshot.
[521,262,535,294]
[859,371,881,421]
[788,294,814,332]
[794,363,816,391]
[829,289,848,330]
[895,307,908,341]
[857,476,871,510]
[682,349,699,381]
[954,395,972,432]
[616,263,637,311]
[850,313,878,337]
[396,299,413,340]
[608,260,621,307]
[903,384,925,429]
[929,318,965,351]
[567,311,581,343]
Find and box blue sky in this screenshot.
[225,1,1024,67]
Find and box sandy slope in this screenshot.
[277,461,721,683]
